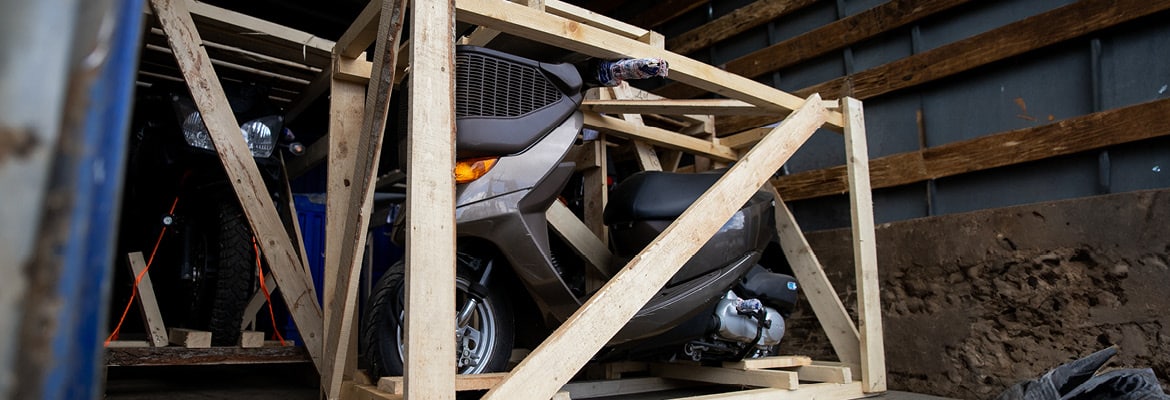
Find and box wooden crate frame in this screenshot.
[142,0,884,399]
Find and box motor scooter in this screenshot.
[361,46,798,376]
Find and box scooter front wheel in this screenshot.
[361,261,515,377]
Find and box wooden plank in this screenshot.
[669,382,865,400]
[722,355,811,370]
[240,331,265,348]
[454,0,845,128]
[717,127,771,150]
[403,1,457,399]
[481,95,828,400]
[583,112,738,162]
[546,201,614,279]
[176,0,334,68]
[322,0,410,397]
[581,99,764,116]
[769,188,861,365]
[126,252,168,347]
[543,0,649,39]
[560,377,697,399]
[649,364,798,390]
[666,0,818,55]
[106,346,311,366]
[842,97,884,393]
[377,372,508,395]
[632,141,663,171]
[628,0,707,30]
[581,138,608,293]
[794,364,852,384]
[773,97,1170,201]
[167,328,211,348]
[656,0,974,100]
[719,0,1170,134]
[106,341,152,348]
[149,0,323,369]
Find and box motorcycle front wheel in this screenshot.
[361,261,514,377]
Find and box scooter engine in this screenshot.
[712,291,786,348]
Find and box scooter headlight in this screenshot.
[454,157,499,183]
[173,98,281,158]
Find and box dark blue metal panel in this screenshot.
[874,184,930,225]
[858,92,922,158]
[932,154,1099,215]
[1099,19,1170,110]
[921,43,1092,147]
[785,128,847,173]
[842,0,888,17]
[1107,137,1170,194]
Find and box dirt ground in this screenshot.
[782,189,1170,399]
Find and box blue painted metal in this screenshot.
[41,0,144,398]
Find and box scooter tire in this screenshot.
[206,198,257,346]
[362,261,514,377]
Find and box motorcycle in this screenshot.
[361,46,798,376]
[115,81,302,346]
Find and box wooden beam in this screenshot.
[666,0,818,55]
[546,201,614,279]
[794,364,853,384]
[649,364,798,390]
[717,127,771,150]
[174,0,334,68]
[377,372,508,395]
[719,0,1170,134]
[669,382,866,400]
[632,141,663,171]
[560,377,697,399]
[583,112,738,162]
[656,0,974,100]
[628,0,707,30]
[322,0,409,398]
[773,97,1170,201]
[335,0,383,58]
[581,99,764,116]
[454,0,845,128]
[343,382,403,400]
[481,95,828,400]
[769,188,861,365]
[722,355,811,370]
[842,97,884,393]
[543,0,649,39]
[168,328,211,348]
[403,0,457,399]
[126,252,169,347]
[149,0,323,369]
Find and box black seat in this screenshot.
[603,171,724,225]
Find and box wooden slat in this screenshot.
[717,127,771,150]
[403,1,458,399]
[377,372,508,395]
[794,364,853,384]
[581,99,764,116]
[842,97,885,393]
[649,364,798,390]
[583,112,738,162]
[720,0,1170,134]
[322,0,410,398]
[343,382,403,400]
[148,0,323,370]
[560,377,697,399]
[666,0,818,55]
[722,355,811,370]
[106,346,311,366]
[773,98,1170,201]
[455,0,845,128]
[547,201,614,279]
[481,95,827,400]
[769,189,861,365]
[126,252,168,347]
[240,331,265,348]
[656,0,974,100]
[632,141,663,171]
[543,0,649,39]
[335,0,382,58]
[628,0,708,30]
[168,328,211,348]
[178,0,334,68]
[669,382,866,400]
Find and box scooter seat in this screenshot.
[604,171,724,225]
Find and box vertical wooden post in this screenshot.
[842,97,885,392]
[148,0,323,369]
[404,0,457,398]
[322,0,409,398]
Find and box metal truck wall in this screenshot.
[636,0,1170,230]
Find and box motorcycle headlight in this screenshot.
[173,98,281,158]
[239,116,280,158]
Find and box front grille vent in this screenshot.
[455,52,563,118]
